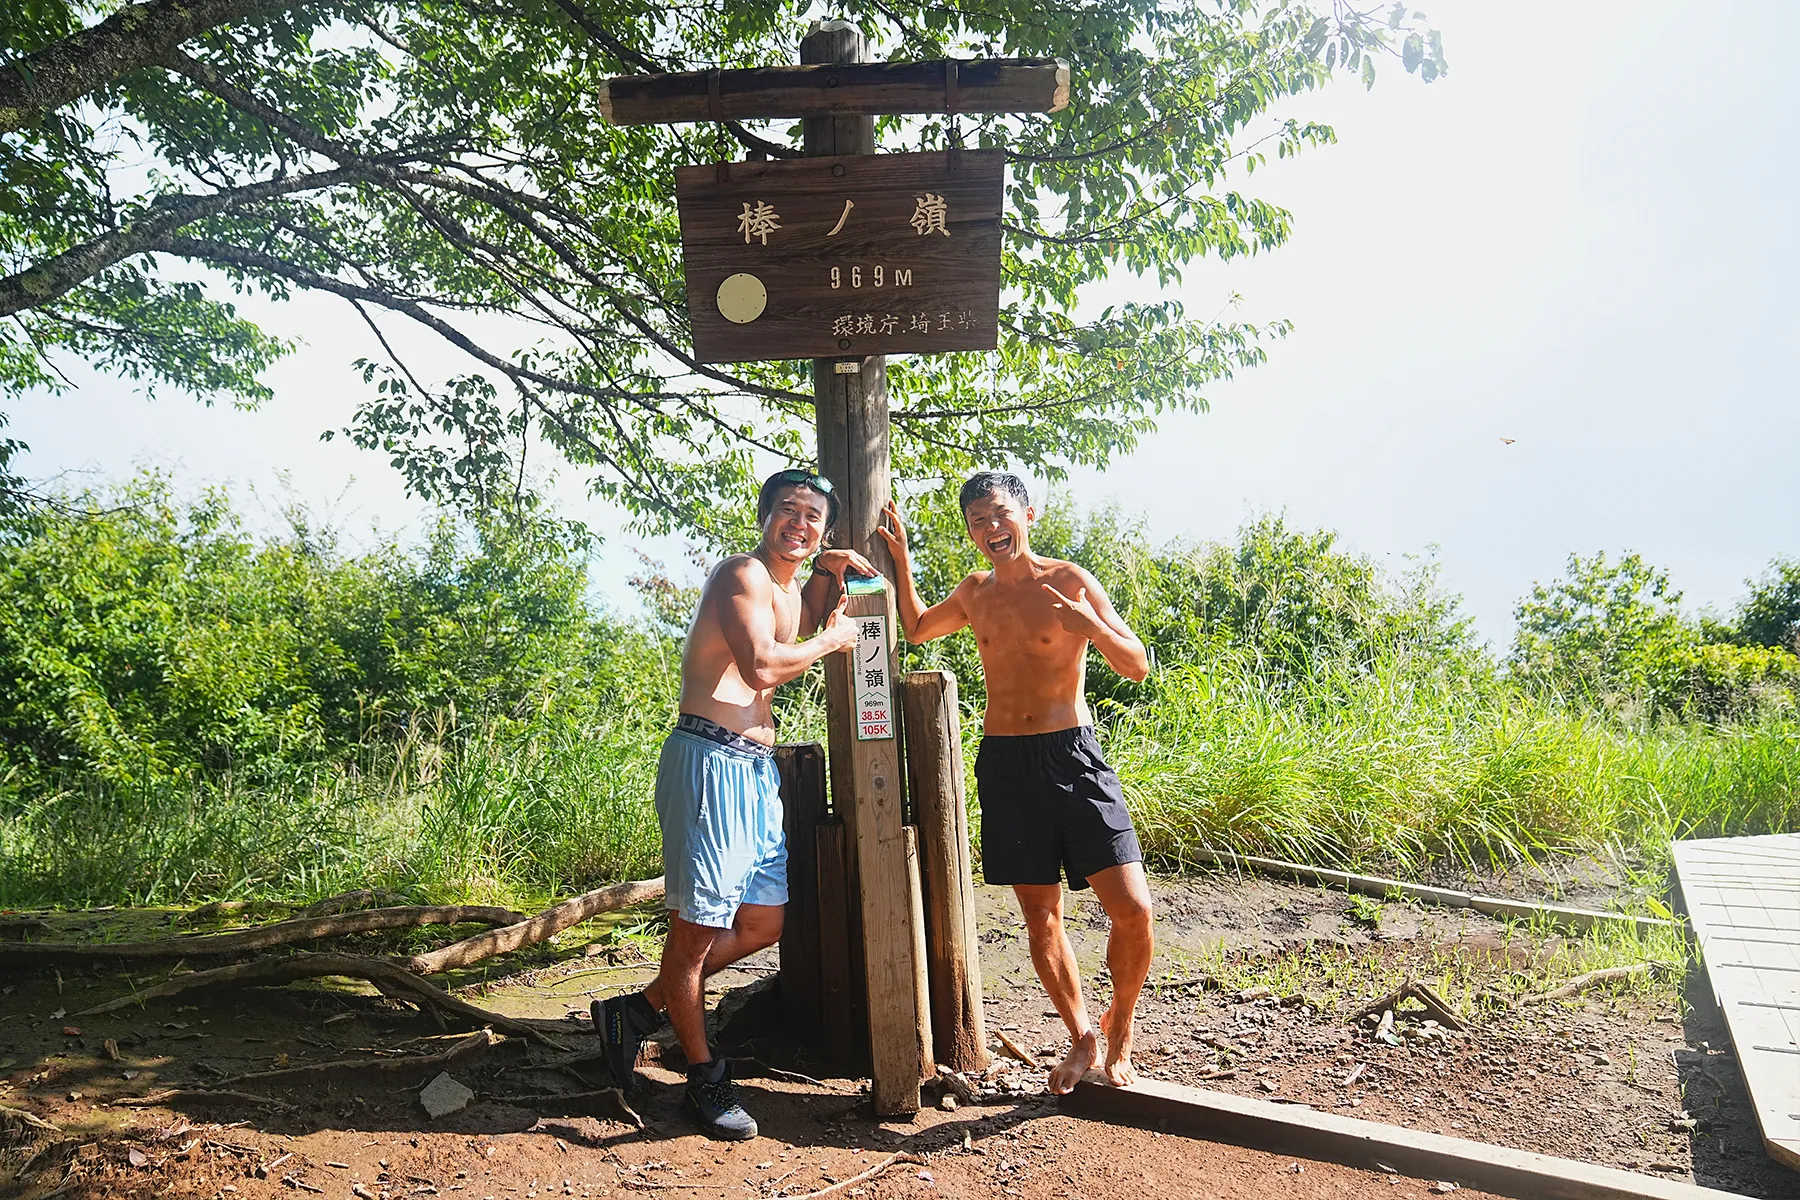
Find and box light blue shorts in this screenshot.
[655,729,787,929]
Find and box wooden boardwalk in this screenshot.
[1672,832,1800,1172]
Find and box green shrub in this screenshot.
[0,474,606,786]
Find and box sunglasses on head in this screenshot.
[766,468,835,495]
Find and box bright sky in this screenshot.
[10,1,1797,645]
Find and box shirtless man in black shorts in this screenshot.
[877,471,1153,1091]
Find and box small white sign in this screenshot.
[852,612,894,741]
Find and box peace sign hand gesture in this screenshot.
[1041,582,1101,635]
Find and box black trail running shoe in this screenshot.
[684,1059,757,1140]
[592,992,661,1090]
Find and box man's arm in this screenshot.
[877,500,973,643]
[717,557,856,688]
[1042,567,1150,682]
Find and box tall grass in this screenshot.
[0,668,833,911]
[3,644,1794,911]
[1104,652,1798,876]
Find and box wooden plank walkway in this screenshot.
[1671,832,1800,1172]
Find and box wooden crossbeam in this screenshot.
[600,57,1068,125]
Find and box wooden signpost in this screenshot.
[605,21,1066,1116]
[674,149,1004,363]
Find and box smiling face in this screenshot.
[759,484,833,564]
[963,488,1034,565]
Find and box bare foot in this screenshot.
[1099,1004,1137,1087]
[1047,1029,1097,1094]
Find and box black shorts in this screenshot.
[975,726,1142,890]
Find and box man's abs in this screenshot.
[676,613,778,744]
[974,639,1091,736]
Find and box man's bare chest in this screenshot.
[967,584,1075,652]
[771,588,802,645]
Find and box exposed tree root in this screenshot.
[176,899,291,926]
[3,905,528,963]
[41,878,662,1053]
[294,889,410,919]
[486,1087,643,1126]
[227,1028,505,1084]
[113,1090,294,1112]
[401,877,664,975]
[1521,961,1675,1004]
[72,954,566,1047]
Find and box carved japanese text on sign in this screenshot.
[852,613,895,741]
[675,149,1004,364]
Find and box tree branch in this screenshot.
[0,0,297,134]
[546,0,797,158]
[0,166,366,317]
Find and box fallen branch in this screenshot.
[1346,979,1468,1031]
[1347,983,1415,1027]
[790,1152,918,1200]
[736,1058,853,1093]
[4,905,528,963]
[1408,981,1469,1031]
[401,877,664,974]
[227,1028,502,1084]
[72,953,565,1047]
[1520,962,1674,1004]
[1,1104,63,1134]
[113,1089,293,1112]
[994,1030,1038,1066]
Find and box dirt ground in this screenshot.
[2,870,1795,1200]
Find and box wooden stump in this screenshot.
[813,818,862,1070]
[775,743,826,1041]
[899,670,989,1073]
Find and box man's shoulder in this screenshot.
[702,553,771,594]
[712,552,769,579]
[1034,556,1089,583]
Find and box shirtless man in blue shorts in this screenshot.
[595,469,870,1139]
[877,471,1153,1092]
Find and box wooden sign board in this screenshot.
[851,611,895,740]
[675,149,1003,363]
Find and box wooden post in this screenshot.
[804,18,925,1117]
[813,818,860,1070]
[775,743,825,1041]
[903,825,935,1076]
[899,671,989,1073]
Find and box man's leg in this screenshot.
[643,902,784,1062]
[1084,862,1154,1087]
[1013,883,1098,1094]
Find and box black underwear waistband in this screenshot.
[675,712,774,757]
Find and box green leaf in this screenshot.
[1403,33,1424,73]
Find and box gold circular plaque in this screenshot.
[716,273,767,324]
